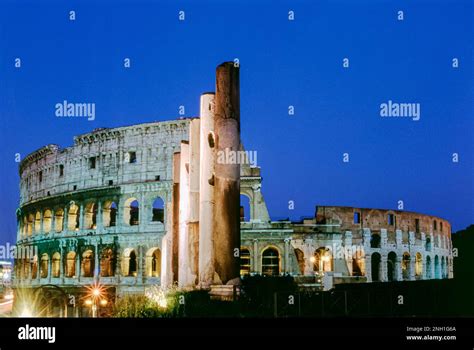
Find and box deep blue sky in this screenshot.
[0,0,472,247]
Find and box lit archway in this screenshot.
[84,203,97,229]
[402,252,411,280]
[314,247,333,273]
[66,251,76,277]
[240,248,251,276]
[146,248,161,277]
[52,252,60,278]
[261,247,280,276]
[54,209,64,232]
[81,250,94,277]
[415,252,423,279]
[40,253,49,278]
[100,248,115,277]
[67,203,80,231]
[387,251,397,281]
[122,248,137,277]
[43,210,52,233]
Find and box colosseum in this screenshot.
[13,62,453,315]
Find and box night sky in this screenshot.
[0,0,472,248]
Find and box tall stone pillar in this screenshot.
[284,238,290,274]
[178,142,192,288]
[198,93,216,288]
[212,62,241,285]
[171,152,181,284]
[252,239,258,274]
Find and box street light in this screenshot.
[85,282,107,318]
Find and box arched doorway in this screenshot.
[415,252,423,279]
[371,252,381,282]
[434,255,440,279]
[387,252,397,281]
[402,252,411,280]
[81,250,94,277]
[314,247,333,273]
[425,256,432,279]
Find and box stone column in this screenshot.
[409,256,416,280]
[171,153,180,284]
[198,93,216,288]
[51,210,56,235]
[396,230,402,248]
[94,242,99,278]
[96,201,103,231]
[396,256,403,281]
[252,239,258,274]
[212,62,241,285]
[178,142,192,288]
[303,239,314,275]
[381,254,388,281]
[76,251,81,280]
[365,255,372,282]
[64,205,69,232]
[344,231,353,276]
[79,203,84,231]
[284,238,290,274]
[380,229,388,248]
[59,245,64,282]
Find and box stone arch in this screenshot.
[370,233,381,248]
[434,255,440,279]
[145,247,161,277]
[425,255,432,279]
[27,214,34,236]
[415,252,423,278]
[425,236,432,251]
[40,253,49,278]
[371,252,382,282]
[387,251,397,281]
[102,201,117,227]
[65,251,76,277]
[122,248,138,277]
[84,202,97,229]
[151,197,164,223]
[52,252,60,278]
[240,247,251,276]
[100,248,115,277]
[67,203,80,231]
[81,250,94,277]
[402,252,411,280]
[124,198,139,226]
[261,246,280,276]
[294,248,305,275]
[31,254,38,279]
[34,211,41,233]
[54,208,64,232]
[352,248,365,276]
[43,209,52,233]
[441,256,446,279]
[314,247,333,273]
[240,193,251,222]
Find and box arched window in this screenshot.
[371,252,381,282]
[43,210,52,233]
[262,247,280,276]
[314,247,333,273]
[54,209,64,232]
[151,198,164,223]
[415,252,423,278]
[402,252,410,280]
[31,255,38,279]
[52,252,60,278]
[370,233,381,248]
[84,203,97,229]
[124,198,139,226]
[425,256,432,279]
[27,214,34,236]
[240,248,251,276]
[441,256,446,279]
[425,236,432,251]
[68,203,80,231]
[240,194,251,222]
[146,248,161,277]
[81,250,94,277]
[434,255,440,279]
[34,211,41,233]
[103,201,117,227]
[66,252,76,277]
[40,253,49,278]
[100,248,114,277]
[123,249,137,277]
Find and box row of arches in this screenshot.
[19,197,165,238]
[369,233,447,250]
[16,248,162,280]
[371,252,450,282]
